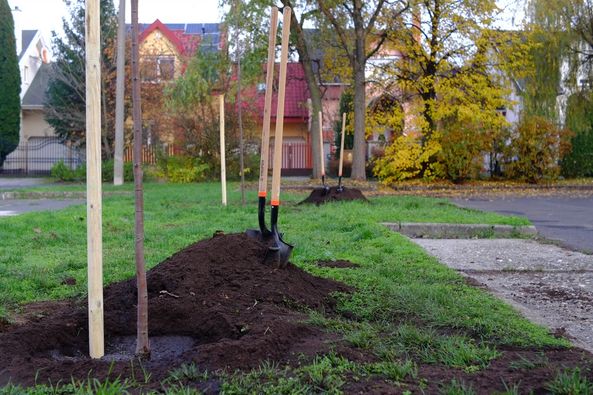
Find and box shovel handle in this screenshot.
[271,6,291,206]
[318,110,325,177]
[338,112,346,177]
[257,7,279,197]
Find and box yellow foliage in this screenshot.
[374,133,443,183]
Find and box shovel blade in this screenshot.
[263,233,293,268]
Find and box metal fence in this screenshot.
[268,142,312,176]
[1,137,84,175]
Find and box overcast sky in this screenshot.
[8,0,525,42]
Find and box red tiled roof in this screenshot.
[138,19,186,55]
[252,63,310,120]
[138,20,216,56]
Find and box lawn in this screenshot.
[1,182,587,394]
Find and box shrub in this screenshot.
[561,92,593,178]
[226,152,260,181]
[504,115,573,183]
[154,155,209,183]
[50,160,85,182]
[101,159,134,183]
[439,125,485,183]
[373,133,443,183]
[561,130,593,177]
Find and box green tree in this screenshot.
[0,0,21,167]
[165,49,258,177]
[525,0,593,177]
[45,0,118,156]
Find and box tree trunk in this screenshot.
[131,0,150,358]
[114,0,126,185]
[282,0,323,179]
[351,1,367,180]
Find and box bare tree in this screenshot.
[131,0,149,357]
[317,0,408,180]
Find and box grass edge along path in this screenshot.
[0,182,573,393]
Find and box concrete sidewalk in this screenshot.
[413,238,593,353]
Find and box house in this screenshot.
[136,20,224,82]
[128,20,225,147]
[3,30,82,174]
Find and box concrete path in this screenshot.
[0,199,83,217]
[413,238,593,353]
[453,197,593,253]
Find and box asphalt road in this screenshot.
[0,199,83,217]
[453,197,593,253]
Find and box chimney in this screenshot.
[12,5,23,55]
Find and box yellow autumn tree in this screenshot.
[372,0,533,183]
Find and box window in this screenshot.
[158,57,175,80]
[141,56,175,82]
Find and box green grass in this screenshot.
[0,182,564,392]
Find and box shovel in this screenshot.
[318,110,330,195]
[264,6,293,268]
[337,112,346,192]
[246,6,278,240]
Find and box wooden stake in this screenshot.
[220,94,227,206]
[339,113,346,177]
[271,7,291,205]
[85,0,104,359]
[318,110,324,178]
[113,0,126,186]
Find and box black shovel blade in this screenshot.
[263,205,293,268]
[264,231,293,268]
[321,175,330,196]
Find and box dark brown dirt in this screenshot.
[0,233,350,387]
[299,186,368,205]
[317,260,360,268]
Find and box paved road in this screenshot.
[0,199,83,217]
[453,197,593,253]
[0,177,51,190]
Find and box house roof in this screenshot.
[134,20,222,56]
[22,62,50,109]
[19,30,37,60]
[251,63,310,121]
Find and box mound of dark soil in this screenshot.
[0,233,350,387]
[299,186,368,205]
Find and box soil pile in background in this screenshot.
[0,233,350,387]
[299,186,368,205]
